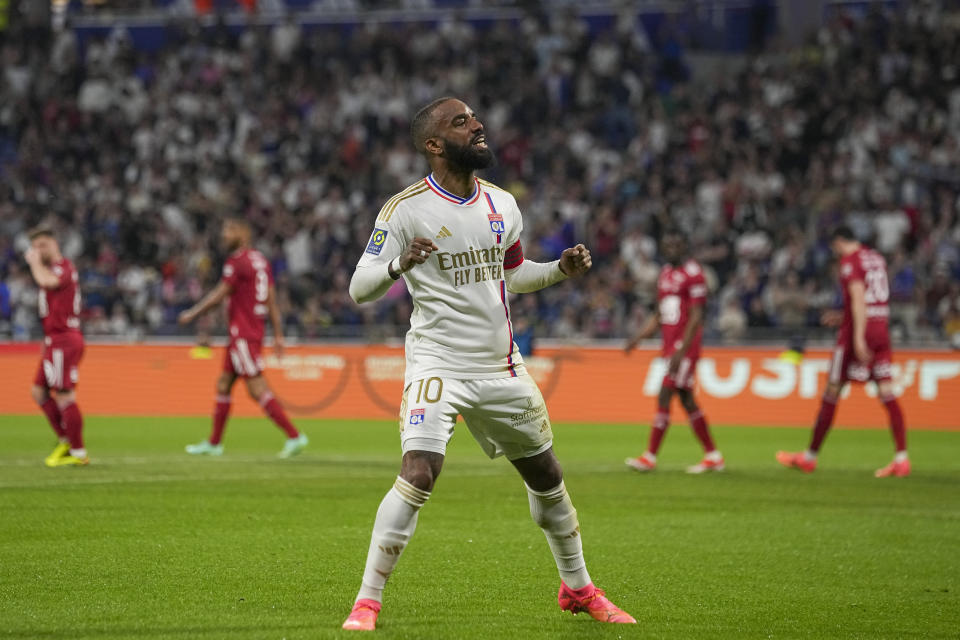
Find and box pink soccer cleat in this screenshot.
[875,458,911,478]
[686,453,725,474]
[342,599,381,631]
[558,582,636,624]
[776,450,817,473]
[625,453,656,472]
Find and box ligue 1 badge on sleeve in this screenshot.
[365,228,389,255]
[487,212,504,234]
[409,408,425,425]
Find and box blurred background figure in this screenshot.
[0,0,956,349]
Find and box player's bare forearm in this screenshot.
[179,282,230,325]
[848,280,871,361]
[849,281,867,344]
[267,285,285,352]
[24,254,60,289]
[675,304,704,359]
[626,313,660,352]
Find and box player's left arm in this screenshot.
[266,284,285,358]
[848,279,872,362]
[504,241,589,293]
[178,281,231,326]
[669,302,704,373]
[24,250,63,289]
[503,204,591,293]
[669,271,707,373]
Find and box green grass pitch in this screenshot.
[1,416,958,639]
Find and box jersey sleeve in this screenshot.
[221,257,240,288]
[502,194,525,269]
[504,195,524,249]
[356,207,407,269]
[51,264,71,290]
[840,256,864,288]
[685,262,708,304]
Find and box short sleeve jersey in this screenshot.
[39,258,82,337]
[838,247,890,346]
[657,259,707,357]
[355,175,526,386]
[222,248,272,341]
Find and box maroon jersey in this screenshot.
[658,259,707,358]
[838,247,890,347]
[222,248,272,341]
[39,258,82,338]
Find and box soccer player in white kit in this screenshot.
[342,97,636,630]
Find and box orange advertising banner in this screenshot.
[1,343,957,429]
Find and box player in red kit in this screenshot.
[178,218,308,458]
[777,226,908,477]
[25,227,89,467]
[624,229,724,473]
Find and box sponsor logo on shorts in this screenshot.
[510,404,547,425]
[409,408,425,425]
[365,228,389,255]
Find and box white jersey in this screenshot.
[356,174,527,385]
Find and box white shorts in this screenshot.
[399,374,554,461]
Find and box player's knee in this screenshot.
[215,378,231,395]
[400,452,442,492]
[401,466,435,492]
[823,384,841,403]
[657,387,673,408]
[53,390,75,409]
[30,385,48,405]
[245,377,268,402]
[679,392,698,413]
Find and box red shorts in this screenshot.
[223,337,264,378]
[828,338,893,385]
[33,333,85,392]
[662,353,698,390]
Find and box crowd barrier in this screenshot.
[1,343,957,430]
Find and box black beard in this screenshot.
[441,137,496,171]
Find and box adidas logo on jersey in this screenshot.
[435,226,453,239]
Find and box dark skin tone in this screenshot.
[397,98,591,493]
[624,234,705,413]
[177,221,285,404]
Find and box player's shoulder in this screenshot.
[478,178,519,208]
[682,259,704,278]
[376,179,430,224]
[840,250,865,277]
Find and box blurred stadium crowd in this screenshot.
[1,3,959,345]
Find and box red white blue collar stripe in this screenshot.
[424,174,481,205]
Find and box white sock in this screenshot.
[70,448,87,458]
[356,477,430,603]
[894,451,909,463]
[643,451,657,463]
[803,450,817,462]
[527,481,591,590]
[705,450,723,462]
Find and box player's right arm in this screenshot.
[848,279,872,363]
[349,212,437,304]
[625,309,660,353]
[24,250,62,289]
[178,281,231,325]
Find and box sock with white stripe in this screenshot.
[355,477,430,603]
[527,481,591,590]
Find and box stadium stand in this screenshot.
[1,1,958,345]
